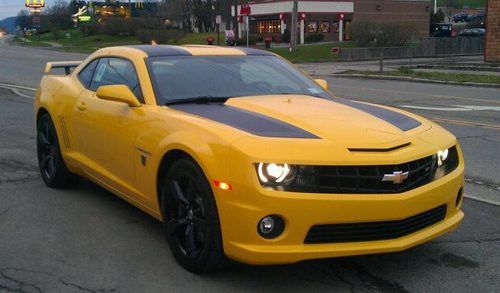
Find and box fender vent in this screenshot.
[58,116,71,149]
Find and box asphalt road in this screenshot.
[0,43,499,292]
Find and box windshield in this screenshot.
[147,55,333,104]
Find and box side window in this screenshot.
[77,59,99,88]
[90,58,144,103]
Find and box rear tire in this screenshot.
[37,113,79,188]
[160,158,225,273]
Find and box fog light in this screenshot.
[257,215,285,239]
[456,188,463,208]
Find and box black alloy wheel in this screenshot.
[161,158,225,273]
[36,113,79,188]
[167,176,207,258]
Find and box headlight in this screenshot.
[257,163,296,185]
[434,146,459,179]
[437,149,449,166]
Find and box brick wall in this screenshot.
[354,0,431,37]
[485,0,500,63]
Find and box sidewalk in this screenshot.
[297,55,486,76]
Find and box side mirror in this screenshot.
[96,85,141,107]
[314,79,329,90]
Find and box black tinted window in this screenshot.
[77,59,99,88]
[148,56,332,104]
[90,58,143,102]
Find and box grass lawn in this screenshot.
[268,42,357,63]
[19,29,353,63]
[343,68,500,85]
[437,0,485,8]
[19,30,226,53]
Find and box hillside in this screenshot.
[0,16,17,33]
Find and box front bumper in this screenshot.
[215,158,464,265]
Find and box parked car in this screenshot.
[453,12,469,22]
[430,23,455,37]
[36,45,465,273]
[458,28,485,37]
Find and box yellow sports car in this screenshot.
[35,45,464,273]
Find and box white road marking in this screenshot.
[0,83,36,100]
[400,105,500,112]
[0,83,36,91]
[464,194,500,207]
[11,88,35,99]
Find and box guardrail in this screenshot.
[339,37,484,61]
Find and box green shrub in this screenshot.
[101,17,132,36]
[136,29,186,44]
[351,21,418,47]
[51,29,62,40]
[305,33,324,43]
[235,36,258,46]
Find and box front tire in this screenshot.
[160,158,225,273]
[36,113,79,188]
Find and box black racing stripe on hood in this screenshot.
[336,99,422,131]
[170,104,319,139]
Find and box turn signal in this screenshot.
[214,180,232,191]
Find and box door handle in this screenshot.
[76,101,87,111]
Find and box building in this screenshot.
[233,0,431,43]
[233,0,354,43]
[485,0,500,62]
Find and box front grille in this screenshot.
[304,205,447,244]
[289,154,438,194]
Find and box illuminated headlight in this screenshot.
[434,146,459,179]
[257,163,296,185]
[437,149,449,166]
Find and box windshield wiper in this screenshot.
[165,96,230,105]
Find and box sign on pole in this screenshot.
[215,15,222,24]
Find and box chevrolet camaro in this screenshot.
[35,45,464,273]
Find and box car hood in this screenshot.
[170,95,431,150]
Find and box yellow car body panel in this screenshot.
[35,45,464,265]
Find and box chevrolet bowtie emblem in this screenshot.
[382,171,409,184]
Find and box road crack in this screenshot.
[59,278,115,293]
[465,177,500,191]
[0,159,39,185]
[0,268,44,293]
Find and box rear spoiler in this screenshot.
[44,61,82,75]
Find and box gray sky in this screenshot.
[0,0,56,20]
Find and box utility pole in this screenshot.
[290,0,298,52]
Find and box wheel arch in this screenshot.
[156,149,195,211]
[36,107,51,124]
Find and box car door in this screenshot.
[72,57,148,203]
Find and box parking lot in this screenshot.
[0,44,499,292]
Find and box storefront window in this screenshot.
[252,19,281,34]
[320,21,330,33]
[307,21,318,33]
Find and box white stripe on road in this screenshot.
[11,88,35,99]
[401,105,500,112]
[0,83,36,91]
[0,83,36,100]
